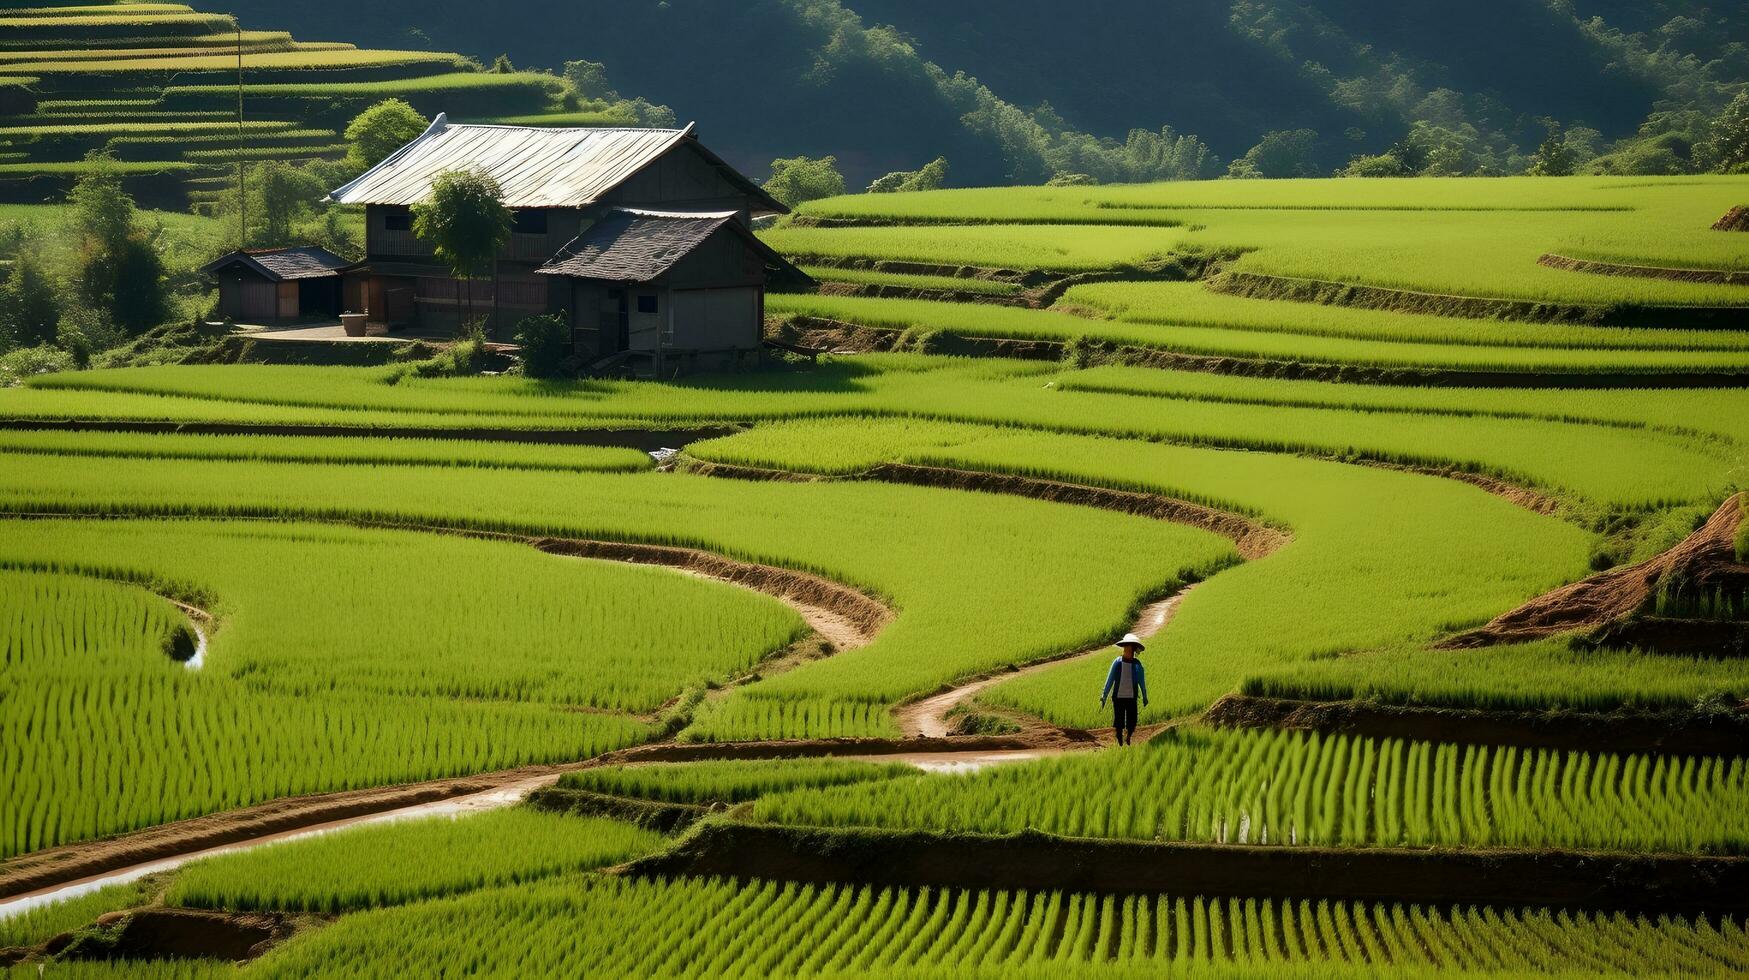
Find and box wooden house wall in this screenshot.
[599,144,757,219]
[663,230,767,290]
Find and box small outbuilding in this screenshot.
[201,246,349,323]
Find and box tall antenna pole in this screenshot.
[236,18,246,242]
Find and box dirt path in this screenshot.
[895,588,1192,738]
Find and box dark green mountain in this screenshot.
[204,0,1749,184]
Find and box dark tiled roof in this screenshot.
[537,209,736,282]
[201,246,349,282]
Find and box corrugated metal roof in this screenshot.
[200,246,349,281]
[328,114,694,209]
[536,209,736,282]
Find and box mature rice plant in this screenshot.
[0,517,806,855]
[751,725,1749,854]
[0,453,1237,744]
[165,811,662,913]
[249,873,1749,976]
[11,359,1743,508]
[790,175,1749,306]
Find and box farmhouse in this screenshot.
[200,246,349,323]
[327,114,807,370]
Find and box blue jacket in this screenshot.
[1100,656,1148,703]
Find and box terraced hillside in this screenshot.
[0,0,593,207]
[1,174,1748,975]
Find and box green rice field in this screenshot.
[4,172,1749,975]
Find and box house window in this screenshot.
[512,210,548,235]
[382,210,411,232]
[636,294,659,315]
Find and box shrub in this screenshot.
[343,98,428,173]
[763,155,844,208]
[0,344,75,386]
[1339,153,1409,178]
[0,248,61,349]
[515,313,572,379]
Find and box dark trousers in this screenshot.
[1112,697,1138,743]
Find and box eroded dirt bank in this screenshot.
[1443,493,1746,647]
[1538,253,1749,286]
[776,315,1749,389]
[622,823,1749,916]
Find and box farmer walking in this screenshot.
[1099,633,1149,746]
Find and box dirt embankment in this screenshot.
[1713,206,1749,232]
[1442,493,1746,648]
[621,822,1749,916]
[526,536,892,648]
[1205,694,1749,757]
[865,463,1286,560]
[1537,253,1749,286]
[2,908,301,967]
[1207,269,1749,330]
[770,316,1749,389]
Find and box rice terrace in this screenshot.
[2,1,1749,977]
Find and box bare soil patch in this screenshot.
[1442,493,1745,647]
[622,822,1749,916]
[1713,206,1749,232]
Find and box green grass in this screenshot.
[752,726,1749,854]
[247,873,1749,976]
[558,758,914,804]
[760,223,1191,272]
[165,810,663,913]
[0,517,804,856]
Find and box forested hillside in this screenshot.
[196,0,1749,183]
